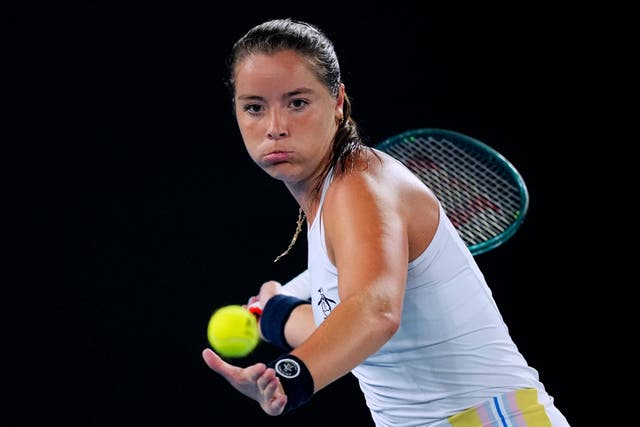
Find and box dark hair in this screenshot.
[227,18,370,202]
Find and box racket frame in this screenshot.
[376,128,529,255]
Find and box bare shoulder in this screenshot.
[324,148,440,261]
[327,148,434,207]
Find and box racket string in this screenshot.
[385,135,524,248]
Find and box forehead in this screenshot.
[234,50,323,92]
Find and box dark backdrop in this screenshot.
[10,2,627,426]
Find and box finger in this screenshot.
[202,348,223,368]
[261,377,283,415]
[266,392,287,415]
[243,361,268,382]
[260,374,287,415]
[262,376,280,396]
[256,367,276,389]
[202,348,237,378]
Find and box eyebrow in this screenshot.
[286,88,314,97]
[236,87,315,101]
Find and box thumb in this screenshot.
[202,348,231,374]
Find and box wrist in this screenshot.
[268,353,314,414]
[260,294,309,351]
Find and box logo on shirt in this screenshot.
[317,288,336,318]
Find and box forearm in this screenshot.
[280,270,311,300]
[291,291,400,392]
[283,304,315,348]
[259,294,315,351]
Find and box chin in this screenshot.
[263,163,301,183]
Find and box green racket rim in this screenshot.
[377,128,529,255]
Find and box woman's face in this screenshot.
[233,50,344,187]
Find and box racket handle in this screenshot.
[248,301,263,318]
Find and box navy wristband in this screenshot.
[268,353,314,414]
[260,295,309,351]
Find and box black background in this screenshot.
[9,2,627,426]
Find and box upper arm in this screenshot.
[323,171,409,315]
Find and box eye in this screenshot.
[290,99,308,110]
[243,103,263,114]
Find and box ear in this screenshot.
[335,83,345,118]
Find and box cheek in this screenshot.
[236,116,257,139]
[237,114,261,133]
[236,121,261,157]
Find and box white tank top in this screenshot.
[307,171,554,426]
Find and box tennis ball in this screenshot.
[207,305,260,358]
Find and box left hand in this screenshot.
[246,280,284,327]
[201,348,287,416]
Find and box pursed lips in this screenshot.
[263,150,293,164]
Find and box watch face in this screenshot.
[274,358,300,378]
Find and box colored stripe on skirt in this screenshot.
[448,389,551,427]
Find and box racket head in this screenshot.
[376,128,529,255]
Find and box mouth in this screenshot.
[263,150,293,164]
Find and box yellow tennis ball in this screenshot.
[207,305,260,358]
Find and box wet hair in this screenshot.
[227,18,370,202]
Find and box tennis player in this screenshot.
[202,18,570,426]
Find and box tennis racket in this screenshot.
[376,128,529,256]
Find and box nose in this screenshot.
[266,110,288,140]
